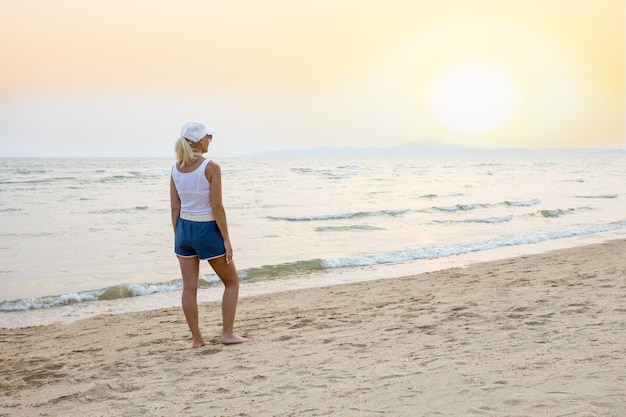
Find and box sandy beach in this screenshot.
[1,240,625,417]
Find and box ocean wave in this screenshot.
[384,209,410,216]
[1,291,101,311]
[0,176,78,185]
[97,175,138,183]
[0,231,59,238]
[504,199,541,207]
[433,216,513,224]
[14,169,52,175]
[432,199,539,212]
[433,203,490,212]
[240,259,326,281]
[291,165,366,179]
[0,276,221,312]
[538,209,566,218]
[268,209,408,222]
[474,163,504,167]
[323,220,626,269]
[94,169,169,183]
[130,170,170,178]
[576,194,618,199]
[315,225,384,232]
[535,207,591,218]
[269,213,363,221]
[98,281,184,300]
[90,206,151,215]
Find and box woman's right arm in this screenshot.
[170,175,181,233]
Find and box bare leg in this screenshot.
[208,256,250,344]
[178,255,207,348]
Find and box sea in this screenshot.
[1,154,625,328]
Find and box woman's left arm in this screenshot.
[206,161,233,263]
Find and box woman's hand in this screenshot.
[224,240,233,264]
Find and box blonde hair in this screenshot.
[175,137,202,167]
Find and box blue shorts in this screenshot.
[174,219,226,260]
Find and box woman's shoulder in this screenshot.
[206,159,221,170]
[204,159,221,181]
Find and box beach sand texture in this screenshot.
[1,240,625,416]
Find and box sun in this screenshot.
[425,61,522,135]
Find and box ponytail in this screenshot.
[174,137,202,167]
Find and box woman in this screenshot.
[170,121,248,347]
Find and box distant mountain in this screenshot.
[249,140,625,158]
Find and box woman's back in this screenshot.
[171,159,212,214]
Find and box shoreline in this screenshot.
[2,239,625,416]
[1,231,622,329]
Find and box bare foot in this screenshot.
[221,334,251,345]
[192,338,208,348]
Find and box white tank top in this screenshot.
[171,159,213,214]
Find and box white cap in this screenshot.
[180,122,216,142]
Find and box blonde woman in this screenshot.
[170,121,248,347]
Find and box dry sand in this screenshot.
[1,240,625,416]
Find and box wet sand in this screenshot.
[1,239,625,416]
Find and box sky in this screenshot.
[0,0,624,157]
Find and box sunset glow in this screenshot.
[0,0,623,156]
[425,61,522,135]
